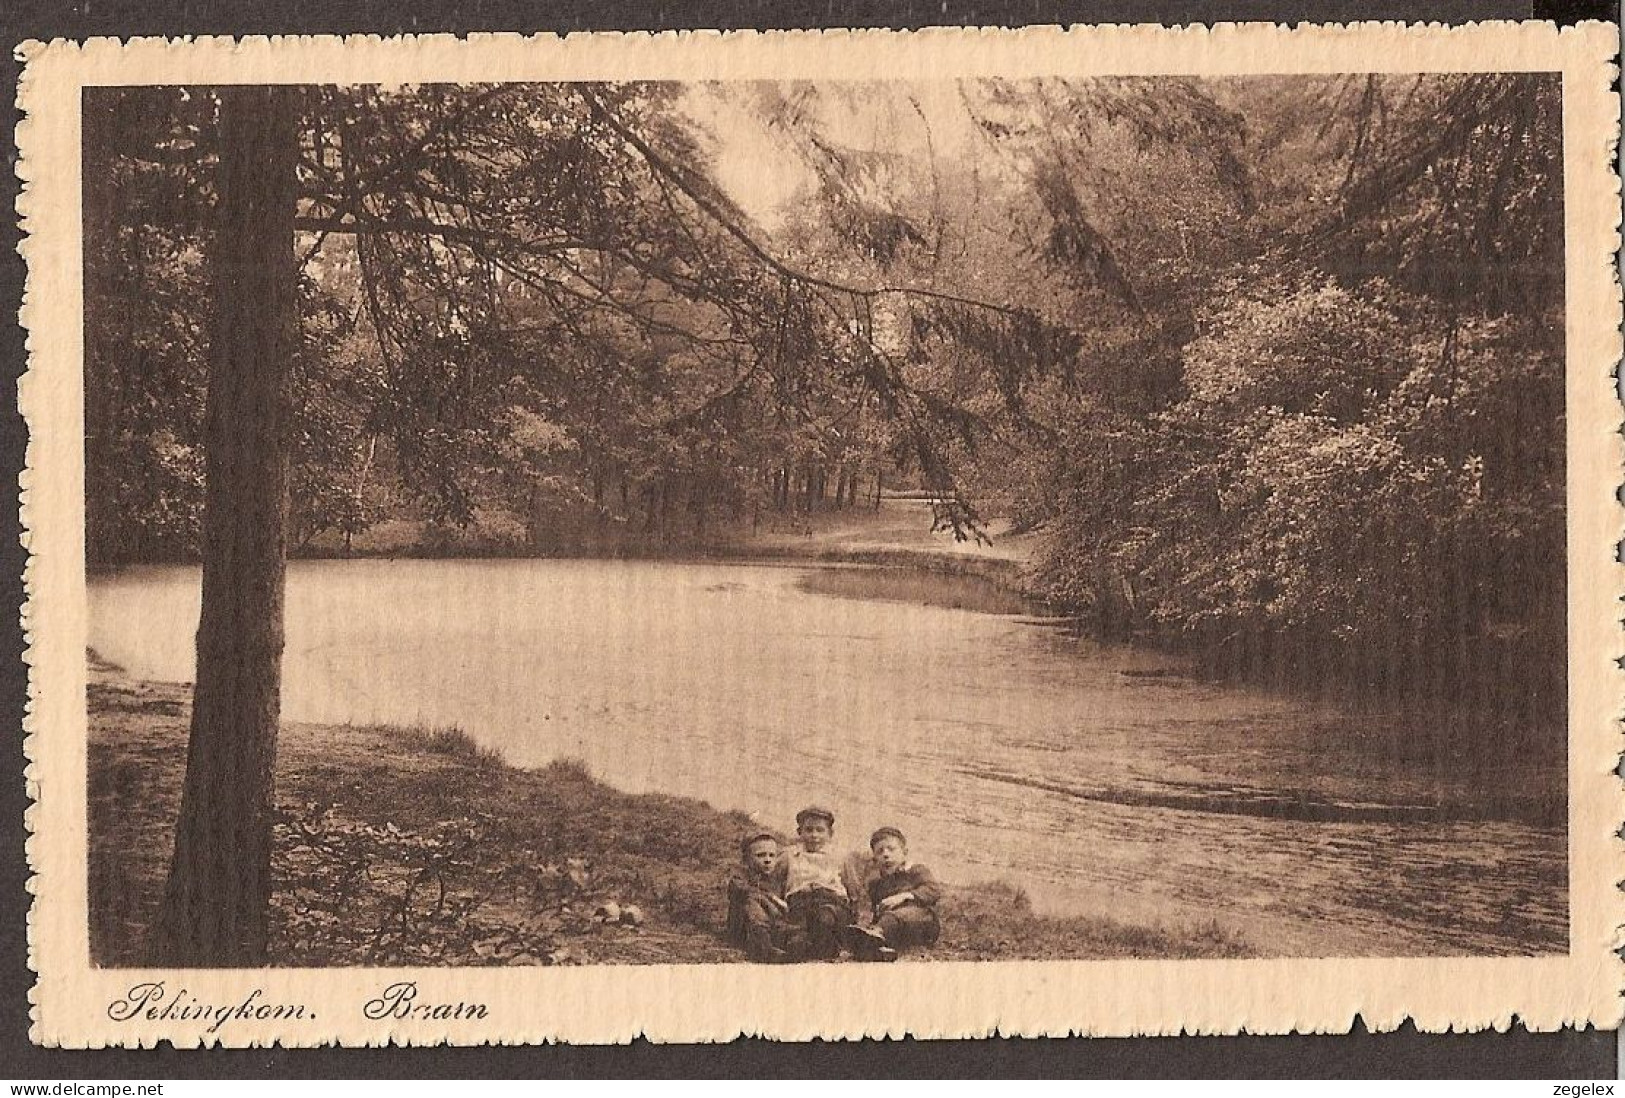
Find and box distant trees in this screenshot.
[83,88,212,562]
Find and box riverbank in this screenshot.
[89,664,1247,967]
[296,499,1042,584]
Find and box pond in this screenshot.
[88,557,1565,957]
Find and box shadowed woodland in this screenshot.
[83,75,1566,965]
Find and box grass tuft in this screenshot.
[87,647,126,675]
[928,879,1251,961]
[540,756,594,782]
[396,723,507,770]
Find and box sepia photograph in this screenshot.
[18,24,1622,1044]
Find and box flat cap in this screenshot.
[740,830,781,855]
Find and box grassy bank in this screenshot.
[89,665,1247,967]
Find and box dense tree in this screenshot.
[1029,74,1564,702]
[147,85,301,963]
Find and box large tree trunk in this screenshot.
[149,86,299,966]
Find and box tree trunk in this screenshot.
[149,86,299,966]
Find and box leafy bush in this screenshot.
[1035,275,1563,693]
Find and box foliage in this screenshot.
[83,90,393,561]
[1034,269,1563,695]
[269,801,602,966]
[82,89,213,561]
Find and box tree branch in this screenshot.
[294,215,576,252]
[577,86,1033,323]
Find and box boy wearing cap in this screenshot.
[846,826,942,960]
[726,831,790,962]
[778,805,858,960]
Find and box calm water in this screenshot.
[88,558,1565,956]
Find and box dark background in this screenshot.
[2,0,1618,1079]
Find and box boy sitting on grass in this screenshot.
[844,826,942,962]
[778,805,858,960]
[725,831,790,963]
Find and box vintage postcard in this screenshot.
[16,22,1623,1046]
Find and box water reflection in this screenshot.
[795,564,1055,617]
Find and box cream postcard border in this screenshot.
[16,22,1624,1047]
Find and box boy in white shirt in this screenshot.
[776,805,857,959]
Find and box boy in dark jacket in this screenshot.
[845,826,942,961]
[725,831,790,962]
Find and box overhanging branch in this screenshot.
[577,86,1033,323]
